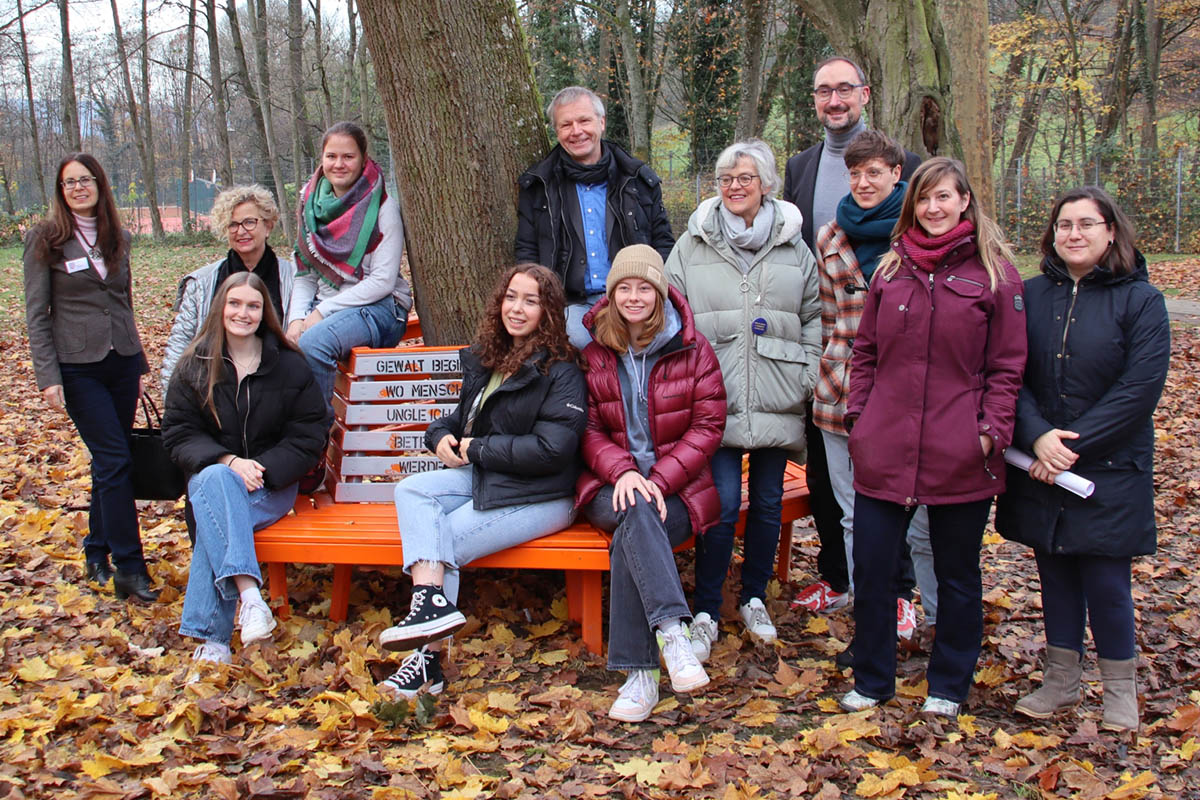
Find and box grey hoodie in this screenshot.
[617,301,682,475]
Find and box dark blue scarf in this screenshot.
[835,180,906,283]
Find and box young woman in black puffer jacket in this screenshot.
[163,272,326,672]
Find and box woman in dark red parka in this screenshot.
[576,244,726,723]
[839,158,1027,718]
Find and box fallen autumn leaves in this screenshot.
[1,241,1198,799]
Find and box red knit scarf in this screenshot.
[899,219,975,272]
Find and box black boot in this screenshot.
[113,569,160,602]
[85,558,114,586]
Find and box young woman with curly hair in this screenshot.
[376,264,588,698]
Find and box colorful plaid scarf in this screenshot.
[296,158,386,287]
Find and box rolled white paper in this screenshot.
[1004,448,1095,499]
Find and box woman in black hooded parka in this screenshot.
[996,186,1170,733]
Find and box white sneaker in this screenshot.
[608,670,659,722]
[739,598,777,643]
[237,600,277,644]
[896,597,918,641]
[838,689,880,712]
[192,642,233,664]
[689,612,718,662]
[922,696,961,718]
[659,625,709,692]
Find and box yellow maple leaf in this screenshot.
[550,596,569,620]
[1176,739,1199,761]
[288,640,317,659]
[531,649,568,666]
[612,757,665,785]
[486,691,520,714]
[467,708,509,734]
[854,772,899,797]
[490,624,515,645]
[1107,771,1157,799]
[526,619,563,639]
[805,616,829,634]
[974,664,1009,687]
[16,657,55,682]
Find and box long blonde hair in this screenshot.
[876,157,1014,290]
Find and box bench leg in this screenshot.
[267,562,290,619]
[776,521,793,584]
[330,564,353,622]
[570,570,603,655]
[565,571,582,623]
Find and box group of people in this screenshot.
[24,56,1169,732]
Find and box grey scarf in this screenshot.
[718,200,774,274]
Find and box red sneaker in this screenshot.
[792,580,850,613]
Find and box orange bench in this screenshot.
[255,339,811,653]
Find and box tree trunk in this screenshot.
[939,0,993,214]
[1005,63,1050,177]
[288,0,310,196]
[138,0,164,237]
[1137,0,1161,159]
[181,0,198,232]
[206,0,234,186]
[795,0,967,167]
[341,0,359,120]
[58,0,81,151]
[1096,0,1134,151]
[614,0,651,161]
[309,0,335,127]
[16,0,48,208]
[356,0,548,344]
[734,0,767,141]
[253,0,294,238]
[109,0,164,237]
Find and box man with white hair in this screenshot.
[516,86,674,349]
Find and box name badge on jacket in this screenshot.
[65,257,89,274]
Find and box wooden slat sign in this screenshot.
[335,482,404,503]
[340,455,443,477]
[355,351,461,377]
[347,379,461,403]
[342,430,427,452]
[344,403,456,425]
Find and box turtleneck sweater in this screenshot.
[73,212,107,278]
[811,118,867,239]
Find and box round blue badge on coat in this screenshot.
[751,317,768,335]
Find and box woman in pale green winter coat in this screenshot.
[664,138,821,661]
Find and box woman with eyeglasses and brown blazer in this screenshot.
[23,153,157,602]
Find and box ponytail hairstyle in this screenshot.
[875,156,1015,290]
[34,153,125,266]
[178,272,294,424]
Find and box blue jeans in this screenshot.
[565,295,604,352]
[394,466,575,605]
[298,296,407,423]
[179,464,298,645]
[693,446,788,618]
[822,429,936,622]
[585,487,694,670]
[852,494,991,703]
[60,350,145,572]
[1036,552,1135,660]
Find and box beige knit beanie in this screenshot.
[605,244,669,300]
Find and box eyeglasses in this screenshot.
[812,83,866,101]
[849,167,891,182]
[717,174,759,188]
[1054,218,1107,234]
[227,217,260,233]
[61,176,96,190]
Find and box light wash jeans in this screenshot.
[565,294,604,352]
[298,296,407,423]
[394,466,576,605]
[585,487,693,670]
[179,464,298,645]
[823,429,938,624]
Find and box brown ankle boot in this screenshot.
[1015,645,1083,719]
[1098,657,1139,732]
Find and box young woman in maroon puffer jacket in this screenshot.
[576,244,726,723]
[839,157,1027,718]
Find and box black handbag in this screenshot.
[130,396,186,500]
